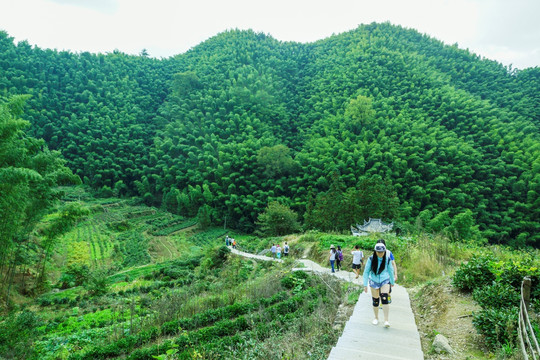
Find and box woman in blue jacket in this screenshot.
[363,243,395,327]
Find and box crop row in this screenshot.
[68,291,289,359]
[126,290,324,360]
[151,219,198,236]
[37,307,135,337]
[115,231,151,268]
[69,286,325,359]
[188,228,227,247]
[145,215,185,230]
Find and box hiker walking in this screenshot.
[336,246,344,271]
[329,245,337,273]
[376,239,397,304]
[376,239,398,282]
[363,243,395,327]
[283,242,289,257]
[225,235,230,246]
[270,243,277,258]
[276,244,282,259]
[351,245,364,279]
[232,238,236,249]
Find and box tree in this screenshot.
[343,95,375,133]
[172,71,201,96]
[306,174,399,232]
[197,204,213,230]
[354,177,399,220]
[256,201,300,236]
[0,95,79,304]
[36,202,89,290]
[256,145,297,177]
[448,209,479,241]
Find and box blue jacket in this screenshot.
[363,255,395,287]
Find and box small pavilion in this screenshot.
[351,218,394,236]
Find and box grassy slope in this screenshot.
[1,187,538,359]
[0,188,349,360]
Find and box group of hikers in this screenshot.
[224,235,236,249]
[226,234,397,328]
[330,239,398,328]
[270,242,289,259]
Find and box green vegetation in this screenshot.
[0,188,537,359]
[256,201,301,236]
[0,21,539,359]
[0,95,79,305]
[452,252,540,350]
[0,23,537,245]
[0,198,346,359]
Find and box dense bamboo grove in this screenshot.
[0,22,538,246]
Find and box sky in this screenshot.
[1,0,539,69]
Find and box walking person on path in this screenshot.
[283,242,289,257]
[376,239,398,282]
[329,245,337,273]
[363,243,395,327]
[270,243,277,258]
[336,246,344,271]
[351,245,364,279]
[232,238,237,249]
[276,244,282,259]
[376,239,397,304]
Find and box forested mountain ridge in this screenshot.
[0,22,538,246]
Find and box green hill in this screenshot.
[0,22,538,245]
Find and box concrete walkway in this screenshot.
[229,247,424,359]
[327,284,423,359]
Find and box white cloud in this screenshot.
[0,0,538,68]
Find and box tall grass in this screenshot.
[399,234,470,286]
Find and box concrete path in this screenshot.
[229,247,283,262]
[228,247,423,359]
[327,284,423,360]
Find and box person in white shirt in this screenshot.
[329,245,337,273]
[351,245,364,279]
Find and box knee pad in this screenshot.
[372,297,380,307]
[380,293,389,305]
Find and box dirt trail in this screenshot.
[409,278,485,359]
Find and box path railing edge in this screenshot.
[518,277,540,360]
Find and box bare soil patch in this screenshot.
[409,277,487,359]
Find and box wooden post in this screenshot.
[523,277,531,309]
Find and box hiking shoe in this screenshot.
[384,321,390,328]
[372,319,379,325]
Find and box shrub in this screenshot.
[496,261,539,291]
[85,270,109,296]
[473,307,518,348]
[205,245,230,269]
[256,202,301,236]
[280,271,309,293]
[452,256,495,292]
[0,310,42,359]
[108,220,130,232]
[38,297,52,306]
[62,264,91,287]
[472,282,520,309]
